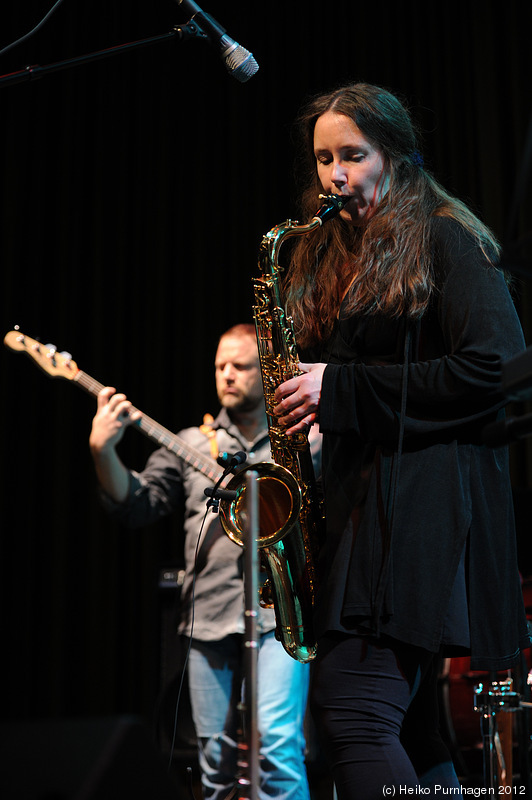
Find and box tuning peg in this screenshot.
[43,344,57,365]
[59,351,73,367]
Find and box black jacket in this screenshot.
[310,216,530,670]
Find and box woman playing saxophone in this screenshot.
[272,82,530,799]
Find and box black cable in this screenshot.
[166,507,207,776]
[0,0,66,57]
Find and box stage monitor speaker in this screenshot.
[0,715,180,800]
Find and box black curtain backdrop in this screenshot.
[1,0,532,734]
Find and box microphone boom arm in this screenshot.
[0,21,214,89]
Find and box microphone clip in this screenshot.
[204,485,238,512]
[174,19,209,43]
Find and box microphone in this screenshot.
[176,0,259,83]
[204,486,238,502]
[217,450,247,469]
[205,450,247,511]
[482,412,532,447]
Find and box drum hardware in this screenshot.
[473,678,521,790]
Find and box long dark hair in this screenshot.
[285,83,500,348]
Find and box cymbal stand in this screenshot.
[473,678,520,790]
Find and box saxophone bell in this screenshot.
[220,462,302,548]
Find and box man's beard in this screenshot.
[221,392,261,414]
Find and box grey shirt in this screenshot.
[101,408,321,641]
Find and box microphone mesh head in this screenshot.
[224,46,259,83]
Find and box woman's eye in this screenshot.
[316,153,365,165]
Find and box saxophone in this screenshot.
[219,194,347,663]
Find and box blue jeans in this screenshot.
[187,631,311,800]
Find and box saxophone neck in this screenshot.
[260,217,319,273]
[260,194,349,274]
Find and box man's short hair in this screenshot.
[220,323,256,342]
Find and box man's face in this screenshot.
[215,335,264,413]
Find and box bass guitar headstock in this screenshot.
[4,329,80,380]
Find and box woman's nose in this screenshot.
[330,161,347,185]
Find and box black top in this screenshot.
[306,216,531,671]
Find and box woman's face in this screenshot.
[313,110,389,226]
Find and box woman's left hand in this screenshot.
[273,362,326,435]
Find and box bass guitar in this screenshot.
[4,329,224,483]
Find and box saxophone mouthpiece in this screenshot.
[314,194,349,224]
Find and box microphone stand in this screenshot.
[204,463,260,799]
[0,20,206,89]
[237,469,259,800]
